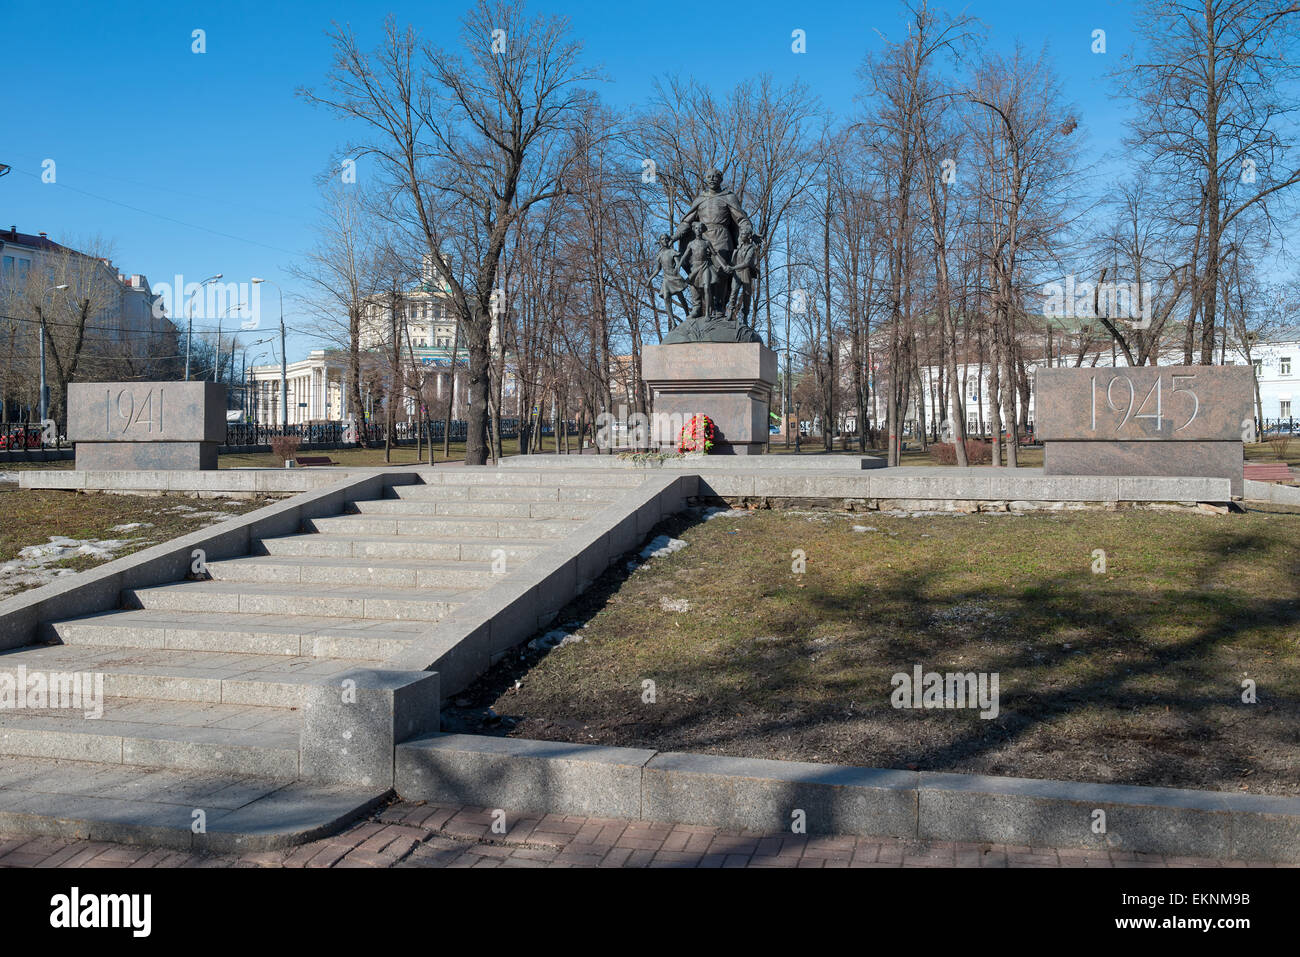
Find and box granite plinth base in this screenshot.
[75,441,220,471]
[643,342,778,455]
[1044,441,1244,497]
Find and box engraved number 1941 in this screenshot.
[105,388,164,435]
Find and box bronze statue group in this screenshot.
[648,168,765,345]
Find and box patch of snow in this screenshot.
[110,522,154,533]
[851,525,877,533]
[639,535,687,560]
[1,534,148,599]
[17,536,139,562]
[701,506,749,520]
[659,597,691,613]
[527,628,584,652]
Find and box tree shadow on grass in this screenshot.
[450,509,1300,794]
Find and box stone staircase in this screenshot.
[0,468,649,849]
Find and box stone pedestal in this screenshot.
[643,342,777,455]
[1037,366,1253,496]
[68,382,227,471]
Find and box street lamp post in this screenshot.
[185,273,223,381]
[250,278,287,433]
[245,348,271,419]
[37,284,70,439]
[213,301,246,383]
[794,400,802,453]
[241,340,273,415]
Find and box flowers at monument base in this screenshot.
[678,413,716,454]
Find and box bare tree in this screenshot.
[1120,0,1300,364]
[289,181,388,446]
[301,0,597,465]
[966,46,1080,466]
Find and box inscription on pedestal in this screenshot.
[1037,367,1253,496]
[68,382,227,471]
[1036,367,1254,442]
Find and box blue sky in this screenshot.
[0,0,1138,361]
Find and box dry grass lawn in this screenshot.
[448,502,1300,796]
[0,487,273,597]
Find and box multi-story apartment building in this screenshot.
[0,228,171,350]
[0,227,176,420]
[248,260,519,427]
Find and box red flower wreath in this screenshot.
[679,413,716,454]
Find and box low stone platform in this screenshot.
[397,734,1300,862]
[0,756,387,852]
[1243,479,1300,506]
[501,453,887,470]
[498,457,1231,504]
[18,466,412,497]
[693,467,1231,506]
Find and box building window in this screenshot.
[1281,357,1292,376]
[1282,401,1292,418]
[1254,359,1263,374]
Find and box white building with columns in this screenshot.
[246,350,349,426]
[245,346,484,427]
[901,327,1300,439]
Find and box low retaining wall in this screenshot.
[0,470,419,651]
[1243,478,1300,506]
[397,733,1300,861]
[17,467,414,497]
[498,460,1231,505]
[693,468,1231,504]
[500,453,887,470]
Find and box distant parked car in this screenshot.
[0,426,42,450]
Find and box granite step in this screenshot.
[0,697,300,777]
[0,755,388,851]
[123,580,466,621]
[349,498,598,520]
[303,514,578,540]
[417,470,647,488]
[252,533,549,563]
[206,555,498,589]
[43,610,425,659]
[0,643,375,707]
[387,483,625,502]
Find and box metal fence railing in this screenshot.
[222,417,521,449]
[0,420,48,451]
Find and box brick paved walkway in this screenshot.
[0,802,1290,868]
